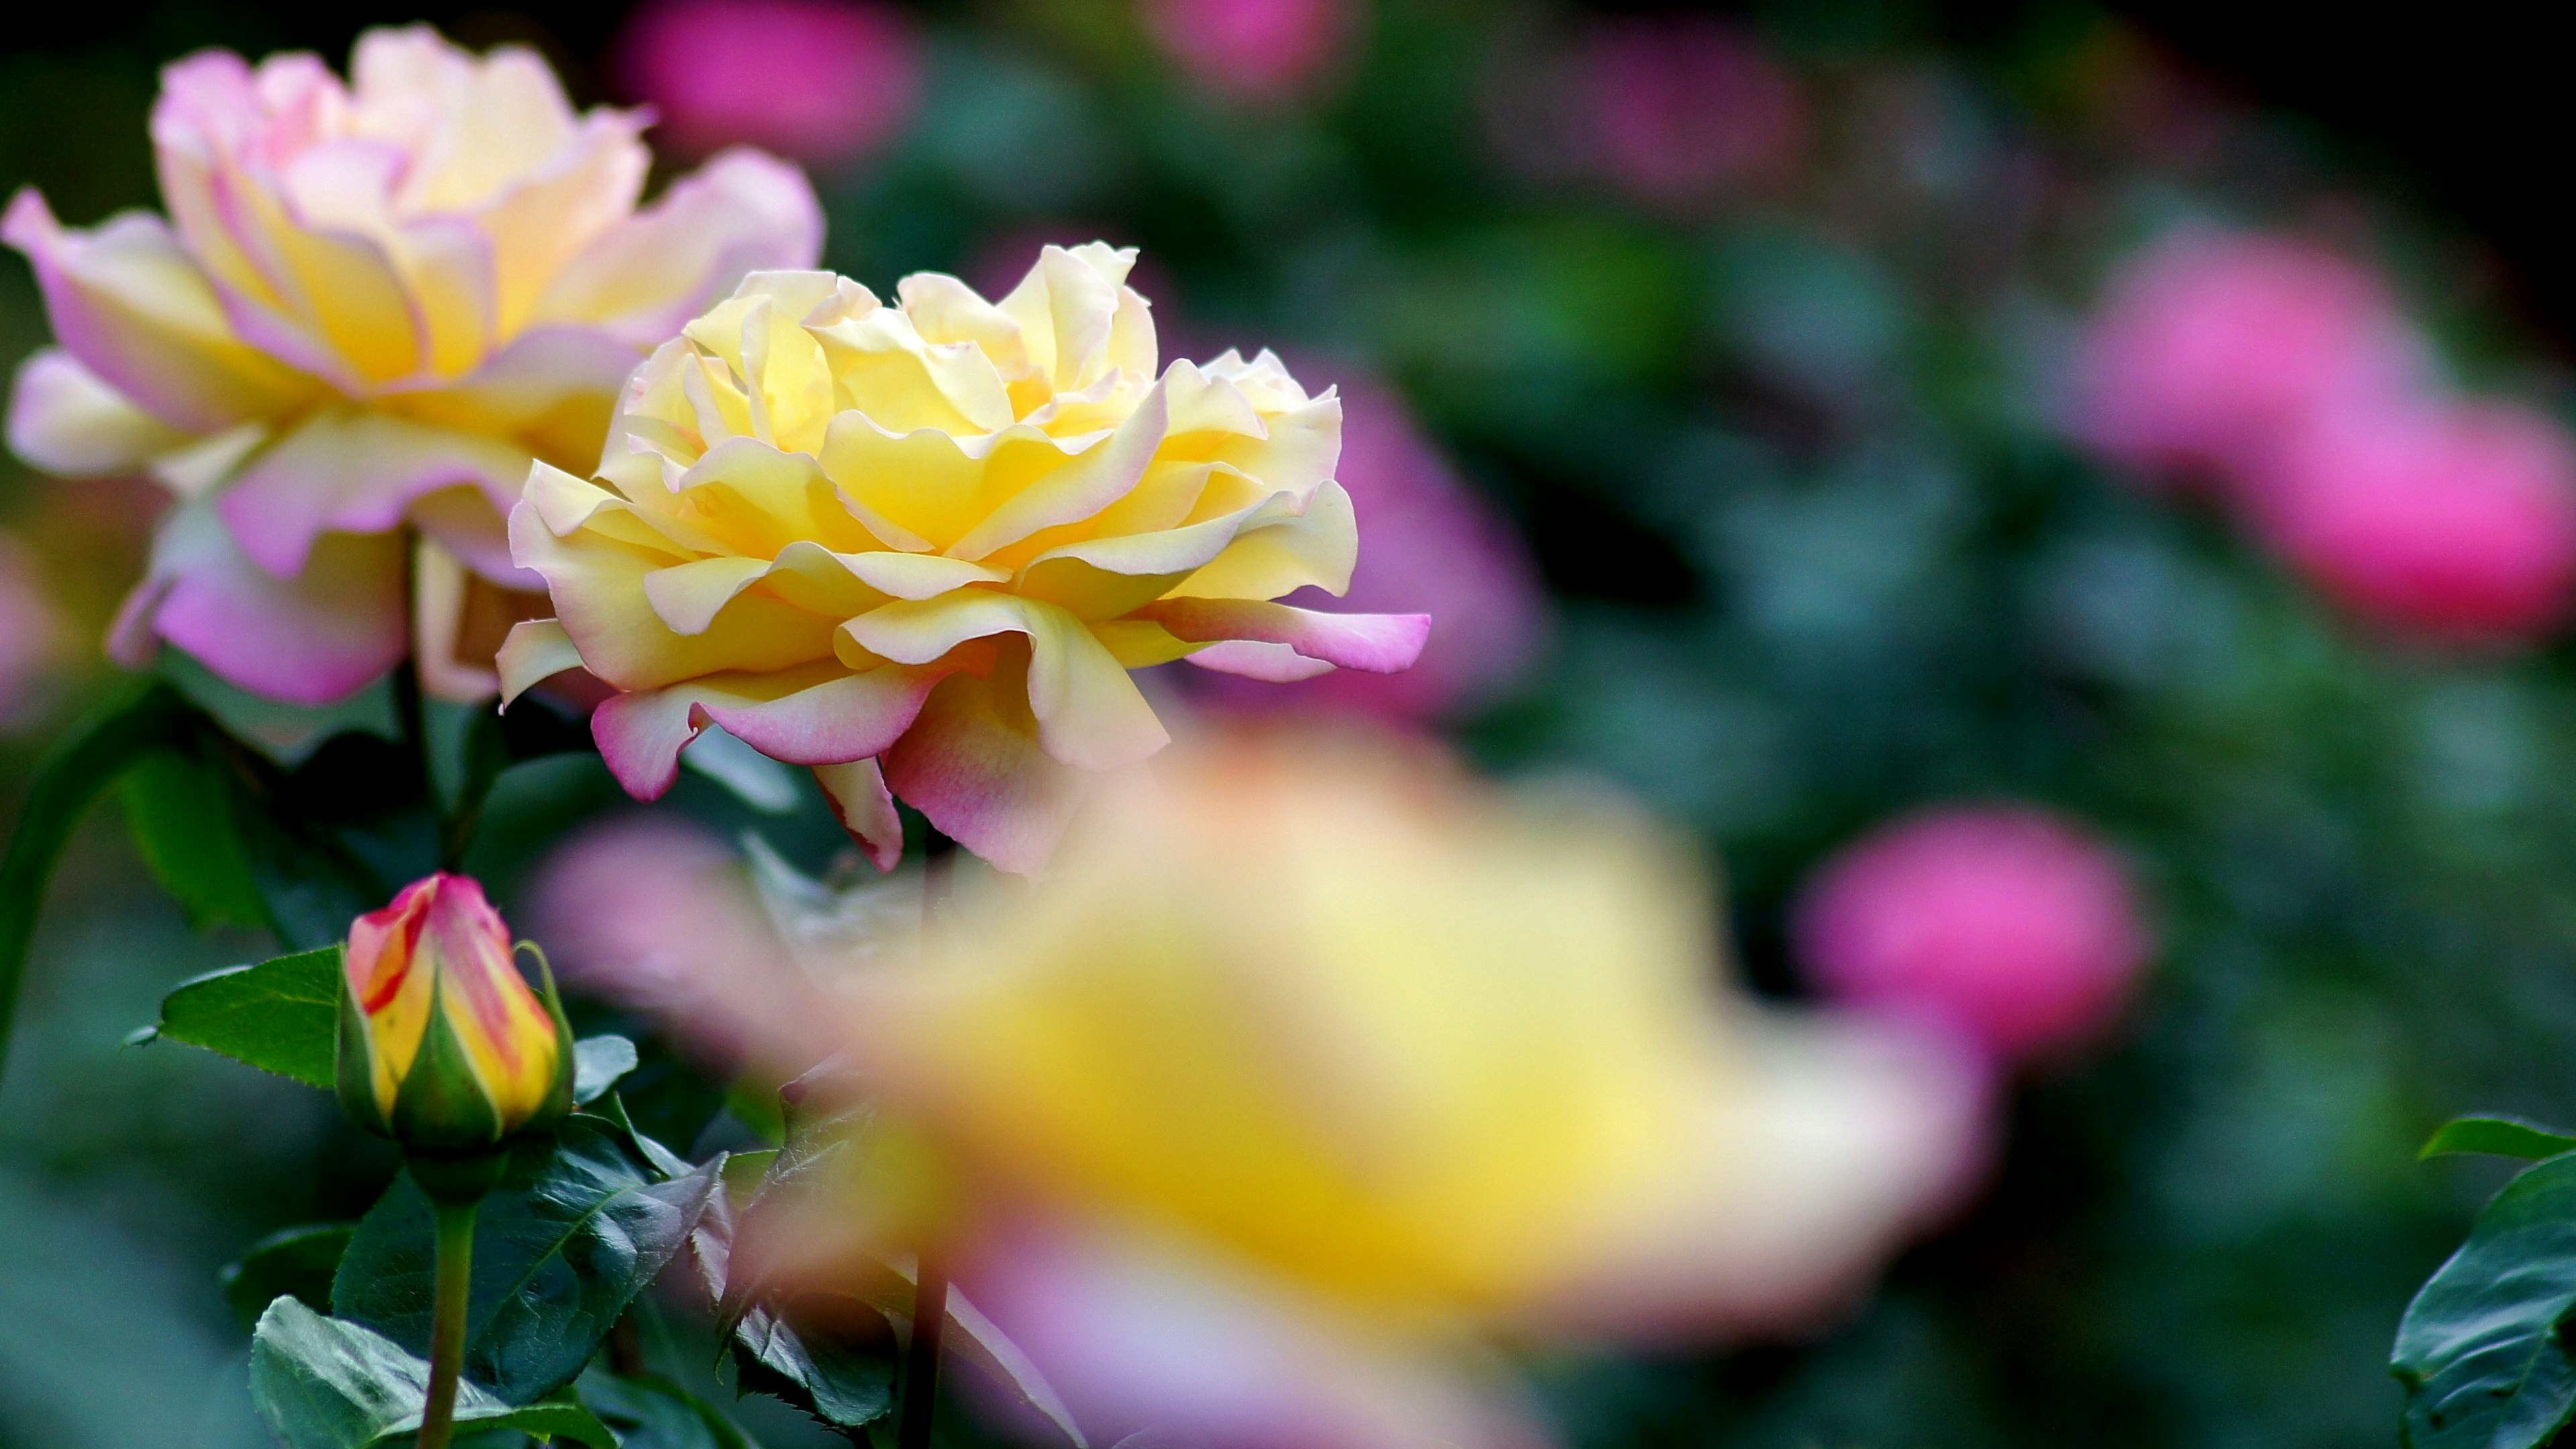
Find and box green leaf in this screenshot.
[153,947,342,1088]
[121,747,268,931]
[2395,1152,2576,1447]
[222,1223,355,1332]
[578,1368,763,1449]
[573,1035,639,1106]
[332,1117,722,1403]
[2422,1116,2576,1163]
[249,1297,617,1448]
[0,675,195,1087]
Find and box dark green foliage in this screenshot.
[578,1369,763,1449]
[331,1116,721,1403]
[149,946,341,1087]
[2422,1118,2576,1163]
[2395,1154,2576,1447]
[248,1297,618,1448]
[221,1223,354,1332]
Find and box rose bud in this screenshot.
[335,873,574,1167]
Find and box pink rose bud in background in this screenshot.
[1193,380,1548,724]
[1580,18,1804,207]
[616,0,920,164]
[1142,0,1350,103]
[1796,805,2151,1069]
[2248,400,2576,645]
[2073,232,2423,491]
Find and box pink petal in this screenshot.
[136,500,407,704]
[1185,639,1336,682]
[958,1226,1547,1449]
[591,662,948,802]
[7,348,189,476]
[216,410,531,578]
[883,669,1084,874]
[813,759,906,871]
[1,188,307,434]
[1147,599,1430,673]
[696,663,950,765]
[533,147,823,347]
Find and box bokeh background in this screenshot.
[3,1,2572,1446]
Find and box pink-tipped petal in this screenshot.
[142,500,408,704]
[1147,599,1430,674]
[814,758,906,871]
[883,668,1084,875]
[534,148,824,347]
[1,188,308,434]
[959,1227,1548,1449]
[7,348,189,476]
[1185,639,1337,682]
[592,685,702,800]
[696,663,949,766]
[216,410,532,578]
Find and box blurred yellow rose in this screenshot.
[722,732,1984,1448]
[5,25,821,702]
[504,248,1428,871]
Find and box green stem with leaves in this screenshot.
[0,676,190,1090]
[419,1193,480,1449]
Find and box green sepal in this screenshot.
[388,973,505,1154]
[521,941,578,1138]
[332,947,390,1138]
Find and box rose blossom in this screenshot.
[2072,231,2422,491]
[2249,400,2576,644]
[719,732,1984,1449]
[1142,0,1351,103]
[1580,18,1804,207]
[1796,804,2151,1067]
[615,0,920,165]
[502,246,1428,873]
[4,25,822,704]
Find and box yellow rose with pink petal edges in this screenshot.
[4,25,822,704]
[503,246,1428,872]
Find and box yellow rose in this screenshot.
[740,733,1982,1448]
[5,26,821,702]
[503,246,1428,871]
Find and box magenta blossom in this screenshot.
[1796,805,2151,1068]
[1578,18,1803,208]
[616,0,920,165]
[1142,0,1351,103]
[2073,231,2423,491]
[1192,379,1546,724]
[2249,400,2576,645]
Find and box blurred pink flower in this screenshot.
[1796,804,2151,1068]
[616,0,920,165]
[4,27,822,706]
[2074,231,2422,490]
[1579,19,1803,207]
[1142,0,1350,103]
[1193,380,1546,724]
[2249,400,2576,644]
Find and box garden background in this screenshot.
[0,1,2569,1446]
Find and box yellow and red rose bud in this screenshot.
[336,872,573,1156]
